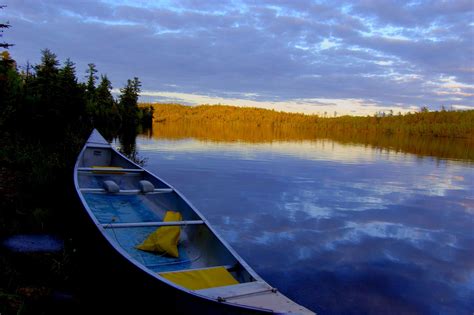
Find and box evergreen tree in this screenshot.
[34,49,59,102]
[59,58,76,86]
[58,58,87,126]
[96,75,114,106]
[31,49,61,137]
[95,74,120,126]
[119,77,141,125]
[86,63,97,96]
[85,63,98,115]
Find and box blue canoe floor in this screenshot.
[83,193,193,272]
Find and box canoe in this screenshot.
[74,129,314,314]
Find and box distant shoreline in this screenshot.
[141,103,474,140]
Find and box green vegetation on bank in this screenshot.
[0,49,152,314]
[146,103,474,140]
[0,50,153,226]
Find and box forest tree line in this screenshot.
[0,49,153,235]
[0,47,155,313]
[146,103,474,140]
[1,49,153,141]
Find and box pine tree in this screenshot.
[95,75,120,126]
[86,63,97,93]
[85,63,98,116]
[58,58,86,126]
[119,77,141,125]
[33,49,60,130]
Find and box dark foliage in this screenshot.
[0,49,154,231]
[0,49,153,314]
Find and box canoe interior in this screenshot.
[77,146,255,282]
[76,139,314,314]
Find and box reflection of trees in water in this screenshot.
[118,126,136,156]
[109,124,151,166]
[147,121,474,161]
[119,125,148,166]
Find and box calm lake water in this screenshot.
[123,132,474,314]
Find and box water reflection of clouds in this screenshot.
[234,218,473,292]
[282,191,333,219]
[217,177,473,313]
[459,198,474,214]
[418,173,466,196]
[342,222,439,244]
[253,231,295,245]
[137,137,474,314]
[230,217,460,257]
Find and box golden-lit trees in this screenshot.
[143,103,474,140]
[140,103,474,161]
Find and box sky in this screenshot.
[1,0,473,115]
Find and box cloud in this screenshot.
[136,90,418,115]
[1,0,472,113]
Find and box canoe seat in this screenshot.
[103,180,120,193]
[159,266,239,290]
[139,180,155,193]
